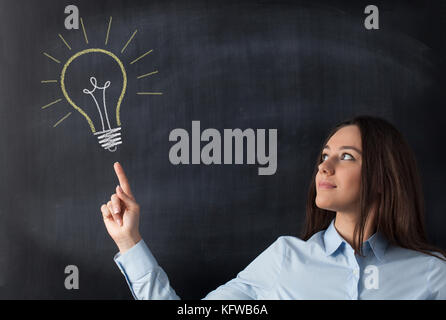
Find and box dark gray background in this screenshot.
[0,0,445,299]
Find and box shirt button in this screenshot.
[353,269,359,276]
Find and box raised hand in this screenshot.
[101,162,142,254]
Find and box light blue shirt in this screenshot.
[114,218,446,299]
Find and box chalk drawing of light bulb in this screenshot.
[40,16,163,152]
[61,48,127,152]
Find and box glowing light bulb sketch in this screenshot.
[40,16,163,152]
[60,48,127,152]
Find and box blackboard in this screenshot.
[0,0,445,299]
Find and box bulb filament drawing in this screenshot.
[83,77,121,152]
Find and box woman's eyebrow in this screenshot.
[323,145,362,155]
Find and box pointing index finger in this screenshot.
[114,162,134,199]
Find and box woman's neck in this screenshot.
[334,211,376,248]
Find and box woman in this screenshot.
[101,115,446,299]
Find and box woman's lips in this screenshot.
[318,182,337,189]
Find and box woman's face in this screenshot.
[315,125,363,214]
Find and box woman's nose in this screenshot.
[318,160,334,175]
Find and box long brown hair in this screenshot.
[301,115,446,262]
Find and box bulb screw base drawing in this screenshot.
[94,127,122,152]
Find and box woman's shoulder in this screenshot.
[385,244,446,266]
[272,235,311,247]
[427,252,446,270]
[270,233,325,257]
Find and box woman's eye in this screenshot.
[321,153,354,162]
[342,153,354,160]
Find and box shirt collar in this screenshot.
[323,218,346,257]
[366,229,388,262]
[323,218,388,262]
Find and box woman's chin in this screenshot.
[315,198,337,212]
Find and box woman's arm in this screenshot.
[102,162,285,300]
[102,162,179,299]
[114,239,181,300]
[113,235,286,300]
[203,237,286,300]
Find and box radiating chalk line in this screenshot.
[80,17,88,44]
[58,33,71,50]
[43,52,61,64]
[121,30,137,53]
[53,112,72,127]
[130,49,153,64]
[105,16,112,45]
[41,98,62,109]
[137,70,158,79]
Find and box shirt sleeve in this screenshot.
[427,254,446,300]
[114,239,180,300]
[203,236,286,300]
[114,236,286,300]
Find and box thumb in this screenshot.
[116,185,137,209]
